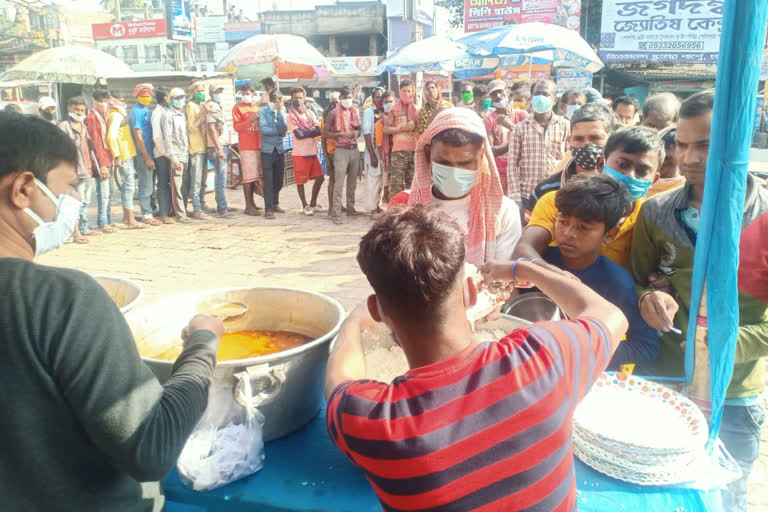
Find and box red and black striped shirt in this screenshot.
[327,318,614,512]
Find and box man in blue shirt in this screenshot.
[543,174,660,373]
[259,90,288,220]
[129,83,160,226]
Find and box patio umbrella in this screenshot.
[216,33,333,80]
[372,36,468,74]
[453,51,553,80]
[458,22,603,73]
[1,45,133,85]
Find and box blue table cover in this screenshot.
[164,406,722,512]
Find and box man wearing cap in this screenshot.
[165,88,192,223]
[185,81,210,217]
[130,83,161,226]
[484,79,526,196]
[38,96,57,123]
[204,84,236,218]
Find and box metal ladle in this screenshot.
[199,301,249,322]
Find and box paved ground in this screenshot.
[37,177,767,509]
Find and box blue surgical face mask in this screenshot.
[383,103,393,113]
[531,95,553,114]
[212,93,223,103]
[432,161,478,198]
[492,98,507,109]
[172,98,185,109]
[603,166,653,201]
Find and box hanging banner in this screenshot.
[599,1,724,63]
[328,57,380,76]
[556,69,593,93]
[464,0,581,34]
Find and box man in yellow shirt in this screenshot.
[185,81,210,217]
[512,126,664,269]
[106,92,143,229]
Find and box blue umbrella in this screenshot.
[372,36,468,74]
[453,52,552,80]
[458,22,603,73]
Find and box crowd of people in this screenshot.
[1,74,766,511]
[322,85,767,512]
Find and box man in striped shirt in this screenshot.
[325,205,628,512]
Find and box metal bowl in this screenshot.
[125,287,345,441]
[93,275,144,314]
[501,292,563,322]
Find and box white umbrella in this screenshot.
[458,23,604,73]
[216,34,334,79]
[1,45,134,85]
[373,36,469,73]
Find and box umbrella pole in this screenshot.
[527,55,532,81]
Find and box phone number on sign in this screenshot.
[638,41,704,50]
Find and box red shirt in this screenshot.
[739,209,768,303]
[327,318,614,512]
[85,111,113,169]
[232,104,261,151]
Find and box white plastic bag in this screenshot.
[177,372,266,491]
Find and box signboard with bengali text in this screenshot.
[599,0,724,64]
[92,19,166,40]
[464,0,581,33]
[556,69,593,94]
[195,16,226,43]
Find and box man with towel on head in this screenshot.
[407,107,522,264]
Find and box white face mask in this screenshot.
[268,102,276,111]
[432,161,478,199]
[241,95,254,104]
[69,112,85,123]
[492,98,507,109]
[172,98,185,109]
[24,179,81,257]
[565,104,581,119]
[341,98,354,109]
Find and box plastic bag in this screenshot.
[177,372,266,491]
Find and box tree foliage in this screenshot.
[99,0,146,11]
[435,0,465,29]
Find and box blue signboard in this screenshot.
[167,0,192,41]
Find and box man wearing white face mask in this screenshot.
[408,107,521,264]
[506,79,569,209]
[58,96,98,244]
[0,113,224,510]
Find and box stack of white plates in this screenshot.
[573,373,709,485]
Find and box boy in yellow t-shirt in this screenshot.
[514,126,664,269]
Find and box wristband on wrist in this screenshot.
[638,290,654,308]
[510,257,530,282]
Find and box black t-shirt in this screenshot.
[0,258,217,511]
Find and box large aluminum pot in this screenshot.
[93,275,144,314]
[125,287,345,441]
